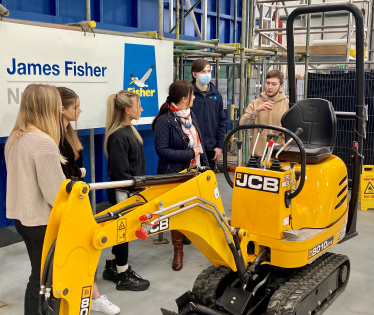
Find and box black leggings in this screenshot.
[15,220,47,315]
[205,150,216,170]
[111,242,129,266]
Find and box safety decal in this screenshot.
[283,216,290,227]
[117,218,127,244]
[338,219,346,242]
[308,236,334,259]
[281,181,289,188]
[80,286,92,315]
[284,175,290,180]
[235,172,280,194]
[364,182,374,194]
[142,218,169,235]
[214,187,220,200]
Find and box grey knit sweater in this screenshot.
[5,132,66,226]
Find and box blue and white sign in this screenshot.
[124,43,159,118]
[0,22,173,137]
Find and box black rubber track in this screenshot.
[266,252,350,315]
[192,265,233,306]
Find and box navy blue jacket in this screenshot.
[154,109,209,174]
[191,83,226,151]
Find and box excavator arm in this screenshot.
[40,170,246,315]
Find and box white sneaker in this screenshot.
[91,295,120,315]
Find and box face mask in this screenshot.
[198,73,211,85]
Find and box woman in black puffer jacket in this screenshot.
[152,80,209,271]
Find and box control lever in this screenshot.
[247,128,264,168]
[275,127,303,159]
[260,134,274,167]
[290,162,297,191]
[251,128,264,157]
[265,140,275,169]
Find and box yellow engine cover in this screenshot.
[231,167,292,240]
[291,156,348,229]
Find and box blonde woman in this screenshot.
[102,90,150,291]
[57,87,120,315]
[5,84,66,315]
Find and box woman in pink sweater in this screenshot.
[5,84,66,315]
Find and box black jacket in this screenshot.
[154,109,209,174]
[59,137,83,181]
[191,83,226,151]
[106,126,146,205]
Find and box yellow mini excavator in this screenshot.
[38,3,367,315]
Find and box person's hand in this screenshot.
[194,148,200,158]
[80,167,86,178]
[273,124,282,135]
[212,148,222,161]
[256,101,274,112]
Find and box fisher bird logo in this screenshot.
[129,65,154,88]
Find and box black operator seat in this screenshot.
[272,98,337,164]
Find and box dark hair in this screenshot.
[266,70,284,85]
[57,87,83,160]
[191,59,211,83]
[152,80,194,131]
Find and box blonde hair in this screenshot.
[6,84,63,155]
[104,90,143,157]
[57,87,83,160]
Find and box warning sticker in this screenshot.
[117,218,127,244]
[364,182,374,194]
[80,286,92,315]
[214,187,220,199]
[282,181,290,188]
[82,286,91,299]
[283,216,289,227]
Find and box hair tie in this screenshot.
[166,96,173,104]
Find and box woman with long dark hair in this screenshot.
[152,80,209,271]
[58,87,120,315]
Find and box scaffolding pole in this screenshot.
[85,0,96,214]
[304,0,311,99]
[238,0,247,167]
[202,0,207,40]
[185,0,202,37]
[159,0,164,39]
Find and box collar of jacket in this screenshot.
[167,109,203,141]
[260,90,287,103]
[193,82,218,97]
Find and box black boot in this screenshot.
[182,235,191,245]
[116,266,150,291]
[102,259,118,283]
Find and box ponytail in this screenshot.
[152,102,169,131]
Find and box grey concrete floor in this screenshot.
[0,174,373,315]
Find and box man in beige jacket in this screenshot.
[239,70,289,157]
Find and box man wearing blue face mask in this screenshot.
[191,59,226,171]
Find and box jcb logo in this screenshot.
[142,218,169,234]
[309,105,319,114]
[235,173,280,194]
